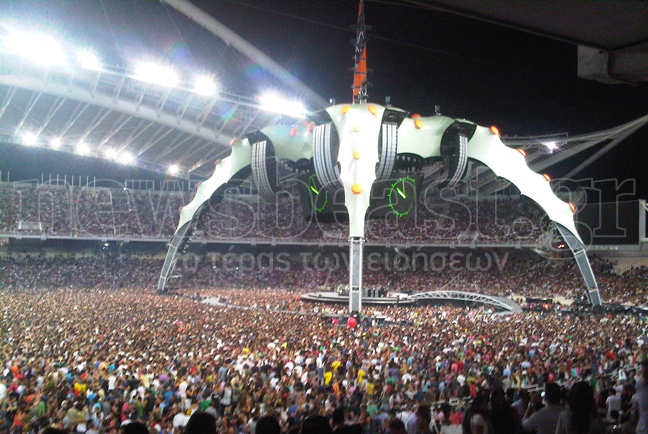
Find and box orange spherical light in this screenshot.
[352,151,361,159]
[351,183,363,194]
[368,105,378,115]
[414,119,423,129]
[341,105,351,114]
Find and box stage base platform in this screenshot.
[300,291,414,305]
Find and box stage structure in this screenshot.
[158,0,601,309]
[157,100,602,308]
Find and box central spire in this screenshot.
[352,0,368,104]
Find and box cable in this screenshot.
[216,0,353,33]
[159,1,198,67]
[366,0,432,10]
[213,0,564,80]
[99,0,121,56]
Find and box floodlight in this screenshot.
[76,142,90,155]
[133,62,179,87]
[118,152,134,165]
[104,148,117,159]
[259,93,307,118]
[22,132,37,146]
[193,75,217,96]
[50,138,61,149]
[168,164,179,175]
[78,51,101,71]
[3,30,65,65]
[543,141,558,151]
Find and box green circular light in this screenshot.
[309,173,328,212]
[388,176,416,216]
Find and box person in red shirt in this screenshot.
[11,404,27,433]
[121,401,131,421]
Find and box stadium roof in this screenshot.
[0,51,305,178]
[0,0,327,179]
[406,0,648,51]
[0,0,647,186]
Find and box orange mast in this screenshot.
[352,0,368,104]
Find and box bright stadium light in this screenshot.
[50,138,61,149]
[3,30,66,65]
[21,132,38,146]
[104,148,117,159]
[258,93,307,118]
[543,141,558,151]
[133,62,179,87]
[193,75,217,96]
[76,142,90,155]
[118,152,134,165]
[168,164,179,175]
[77,50,102,71]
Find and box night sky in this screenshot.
[2,0,648,199]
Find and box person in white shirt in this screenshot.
[522,383,563,434]
[221,385,232,410]
[178,378,188,399]
[398,405,412,425]
[108,375,116,391]
[172,410,189,428]
[606,389,622,422]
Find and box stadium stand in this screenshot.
[0,181,550,244]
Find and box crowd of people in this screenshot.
[0,252,646,305]
[0,182,549,245]
[0,285,647,434]
[1,180,648,434]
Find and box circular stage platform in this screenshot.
[300,291,415,305]
[300,290,523,312]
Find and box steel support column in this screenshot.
[349,237,364,312]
